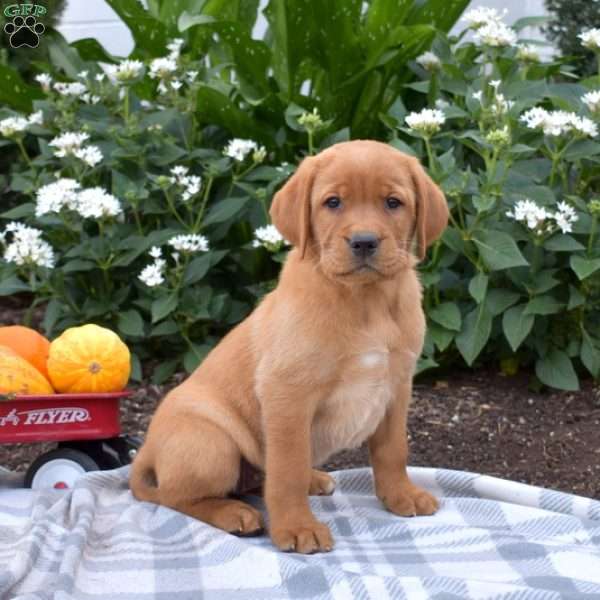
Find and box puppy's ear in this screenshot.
[269,156,318,259]
[410,158,449,261]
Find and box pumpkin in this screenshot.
[0,325,51,378]
[0,345,54,395]
[47,324,131,393]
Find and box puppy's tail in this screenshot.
[129,447,160,504]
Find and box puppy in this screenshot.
[130,140,448,554]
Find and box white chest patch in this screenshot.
[311,350,393,466]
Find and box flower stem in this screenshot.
[123,87,130,123]
[193,176,214,232]
[16,138,32,167]
[423,136,436,176]
[163,189,188,229]
[588,214,598,256]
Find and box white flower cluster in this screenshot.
[252,225,288,250]
[49,131,104,167]
[168,234,209,253]
[35,73,52,91]
[516,44,541,63]
[35,178,81,216]
[579,28,600,52]
[0,222,55,269]
[521,107,598,138]
[35,179,122,220]
[138,251,166,287]
[0,111,43,137]
[169,166,202,201]
[53,81,87,97]
[224,138,266,162]
[415,51,441,71]
[582,90,600,114]
[405,108,446,136]
[506,200,578,234]
[106,59,144,84]
[148,39,197,95]
[463,6,516,48]
[472,80,513,115]
[462,6,507,28]
[35,73,99,103]
[77,188,123,219]
[149,57,178,80]
[138,233,210,287]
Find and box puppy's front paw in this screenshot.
[270,519,334,554]
[379,484,439,517]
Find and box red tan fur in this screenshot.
[130,140,449,553]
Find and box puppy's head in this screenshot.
[270,140,448,283]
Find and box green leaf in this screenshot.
[415,355,438,375]
[151,294,178,323]
[63,259,96,274]
[0,276,30,296]
[183,250,227,285]
[468,273,488,303]
[562,139,600,161]
[150,319,179,337]
[428,322,454,351]
[118,309,145,337]
[524,295,564,315]
[485,289,520,316]
[568,285,585,310]
[570,255,600,280]
[183,344,211,373]
[196,84,267,141]
[512,16,549,31]
[502,304,534,352]
[70,38,119,63]
[428,302,461,331]
[455,305,493,366]
[0,64,43,112]
[581,328,600,378]
[151,359,179,385]
[42,298,62,337]
[130,353,143,383]
[544,234,585,252]
[536,349,579,391]
[472,230,528,271]
[104,0,168,55]
[0,203,35,219]
[203,197,248,227]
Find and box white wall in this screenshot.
[57,0,549,59]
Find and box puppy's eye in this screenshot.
[324,196,342,210]
[385,197,403,210]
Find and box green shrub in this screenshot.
[1,3,600,391]
[0,0,468,384]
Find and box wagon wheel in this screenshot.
[25,448,100,490]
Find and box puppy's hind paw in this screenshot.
[309,470,336,496]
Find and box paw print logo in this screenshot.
[4,15,45,48]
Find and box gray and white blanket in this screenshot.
[1,466,599,599]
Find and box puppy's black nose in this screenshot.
[348,232,379,258]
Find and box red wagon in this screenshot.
[0,391,141,489]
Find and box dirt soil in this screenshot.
[1,299,599,499]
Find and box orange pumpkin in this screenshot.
[47,324,131,393]
[0,325,51,378]
[0,345,54,395]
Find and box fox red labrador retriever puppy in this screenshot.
[130,140,448,553]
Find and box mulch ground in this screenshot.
[1,298,599,499]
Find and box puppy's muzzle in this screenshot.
[347,232,379,259]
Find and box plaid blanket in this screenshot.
[1,466,599,599]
